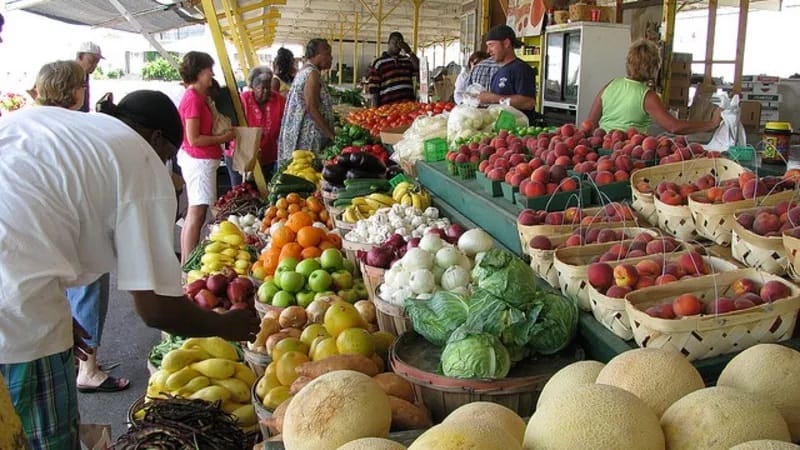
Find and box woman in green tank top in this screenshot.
[271,47,296,97]
[586,39,721,135]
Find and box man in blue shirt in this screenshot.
[478,25,537,121]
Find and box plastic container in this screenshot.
[494,111,518,131]
[760,122,792,164]
[476,172,503,197]
[423,138,448,162]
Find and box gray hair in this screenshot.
[248,66,273,87]
[305,38,330,59]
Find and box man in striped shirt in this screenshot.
[368,31,419,107]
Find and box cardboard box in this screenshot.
[673,53,693,63]
[669,85,689,103]
[670,74,691,88]
[671,61,691,75]
[744,93,782,103]
[740,101,762,128]
[379,125,411,145]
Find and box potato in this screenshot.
[372,353,386,373]
[263,397,291,436]
[373,373,415,403]
[388,396,432,431]
[295,354,379,379]
[289,376,313,395]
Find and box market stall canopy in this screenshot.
[5,0,463,49]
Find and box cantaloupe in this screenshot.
[443,401,526,444]
[337,437,407,450]
[524,383,665,450]
[717,344,800,442]
[595,347,704,417]
[408,421,522,450]
[282,370,392,450]
[661,386,791,450]
[729,440,800,450]
[536,360,604,409]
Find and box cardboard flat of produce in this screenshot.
[380,125,411,145]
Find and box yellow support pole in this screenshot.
[218,0,249,74]
[481,0,490,36]
[732,0,749,95]
[354,12,360,86]
[376,0,384,58]
[660,0,676,107]
[705,0,718,85]
[411,0,423,52]
[227,0,257,71]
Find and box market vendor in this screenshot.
[585,39,722,134]
[477,25,537,121]
[0,89,260,449]
[368,31,420,107]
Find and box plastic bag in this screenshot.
[487,105,529,128]
[391,114,449,164]
[704,93,745,151]
[447,104,495,143]
[462,83,484,108]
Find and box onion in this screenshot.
[279,306,308,329]
[419,234,445,253]
[426,227,447,240]
[384,233,407,250]
[406,237,421,249]
[457,229,494,256]
[445,224,466,244]
[306,300,330,323]
[402,248,434,271]
[366,246,396,269]
[266,332,288,354]
[281,327,302,338]
[354,300,376,323]
[435,246,463,269]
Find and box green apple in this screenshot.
[295,258,322,278]
[279,271,306,293]
[342,258,356,274]
[319,248,344,271]
[256,281,280,304]
[272,290,295,308]
[354,282,368,300]
[275,257,299,279]
[314,291,337,301]
[308,269,333,293]
[331,269,354,290]
[296,291,316,308]
[338,288,359,303]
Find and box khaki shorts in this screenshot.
[177,149,220,206]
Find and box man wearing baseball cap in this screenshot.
[76,41,103,112]
[478,24,538,121]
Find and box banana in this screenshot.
[356,204,374,215]
[363,198,386,210]
[367,193,395,206]
[392,182,411,201]
[343,208,357,223]
[400,195,413,207]
[350,197,368,207]
[411,193,423,210]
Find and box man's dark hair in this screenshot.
[389,31,404,42]
[97,90,183,149]
[274,47,294,83]
[178,51,214,84]
[305,38,329,59]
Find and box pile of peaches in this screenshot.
[517,203,637,227]
[601,128,719,165]
[736,200,800,237]
[588,250,708,299]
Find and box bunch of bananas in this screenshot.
[196,221,252,277]
[392,181,432,210]
[342,193,396,223]
[283,150,321,185]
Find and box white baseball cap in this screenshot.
[77,41,104,58]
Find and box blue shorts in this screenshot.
[66,274,110,349]
[0,350,80,450]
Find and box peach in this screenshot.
[627,249,647,258]
[657,181,680,196]
[614,170,630,182]
[760,280,791,302]
[585,228,601,243]
[529,235,553,250]
[627,240,647,253]
[678,251,707,275]
[544,211,565,225]
[774,200,793,217]
[596,229,619,243]
[734,297,757,310]
[705,297,736,315]
[722,187,745,203]
[678,183,699,199]
[738,292,764,305]
[635,259,662,277]
[742,179,768,199]
[635,181,653,194]
[587,262,615,292]
[560,177,579,192]
[787,207,800,227]
[613,264,639,288]
[695,174,716,190]
[736,213,756,231]
[531,166,550,184]
[594,170,616,186]
[706,186,724,203]
[517,210,539,226]
[632,232,654,243]
[523,181,547,198]
[752,212,781,236]
[635,275,656,290]
[564,234,583,247]
[607,243,627,258]
[606,285,633,298]
[672,293,703,317]
[655,274,678,285]
[731,278,758,297]
[662,262,686,278]
[658,189,683,206]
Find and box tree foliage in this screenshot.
[142,57,180,81]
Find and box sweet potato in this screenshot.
[289,376,313,395]
[388,395,432,431]
[263,398,291,436]
[295,354,379,378]
[373,373,415,403]
[371,353,385,373]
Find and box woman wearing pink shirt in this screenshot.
[177,51,235,263]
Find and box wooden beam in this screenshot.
[200,0,245,127]
[661,0,676,106]
[411,0,424,52]
[704,0,717,84]
[616,0,623,23]
[733,0,749,95]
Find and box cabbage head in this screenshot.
[405,291,470,347]
[441,331,510,379]
[471,249,538,309]
[528,290,579,355]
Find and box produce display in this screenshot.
[390,114,448,164]
[446,105,527,143]
[345,204,451,244]
[281,150,322,185]
[345,101,454,137]
[517,203,637,226]
[213,183,263,222]
[258,194,331,230]
[145,337,258,431]
[184,220,254,279]
[322,150,390,190]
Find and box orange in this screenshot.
[286,193,302,204]
[287,203,301,214]
[296,226,325,248]
[326,233,343,249]
[318,240,335,250]
[279,242,304,261]
[319,210,330,222]
[301,246,322,259]
[265,206,278,219]
[306,197,324,213]
[260,253,279,275]
[276,209,289,219]
[286,211,314,233]
[270,226,296,248]
[275,198,288,210]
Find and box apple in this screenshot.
[308,269,333,293]
[353,279,369,299]
[331,269,354,290]
[295,258,322,278]
[276,257,299,273]
[194,289,218,309]
[338,289,359,303]
[314,291,337,301]
[279,271,306,293]
[256,281,280,304]
[342,258,356,274]
[320,248,345,271]
[296,291,316,308]
[271,290,296,307]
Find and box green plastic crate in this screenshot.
[476,172,503,197]
[587,180,632,204]
[456,162,477,179]
[423,138,448,162]
[494,111,517,131]
[727,145,755,162]
[389,173,413,189]
[501,182,519,204]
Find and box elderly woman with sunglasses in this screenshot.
[240,66,286,175]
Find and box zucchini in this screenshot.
[343,177,389,188]
[333,198,353,208]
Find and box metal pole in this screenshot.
[704,0,718,85]
[733,0,749,95]
[338,21,344,85]
[376,0,384,59]
[106,0,180,71]
[661,0,676,107]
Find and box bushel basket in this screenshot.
[374,293,412,336]
[624,267,800,361]
[731,206,788,275]
[783,228,800,283]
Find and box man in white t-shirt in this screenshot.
[0,90,260,449]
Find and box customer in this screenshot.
[586,39,721,134]
[208,78,241,186]
[75,41,103,112]
[368,31,419,107]
[277,38,336,162]
[477,25,537,121]
[454,51,489,104]
[271,47,296,96]
[33,60,130,394]
[177,51,235,264]
[242,66,286,175]
[0,89,260,449]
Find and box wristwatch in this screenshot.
[500,96,511,107]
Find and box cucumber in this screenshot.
[275,173,313,186]
[333,198,352,208]
[270,183,309,194]
[343,177,388,188]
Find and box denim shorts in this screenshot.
[66,274,110,349]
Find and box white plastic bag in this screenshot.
[462,83,484,108]
[704,93,746,151]
[487,104,530,128]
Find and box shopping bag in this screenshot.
[232,127,263,173]
[704,93,746,151]
[210,101,233,136]
[79,423,111,450]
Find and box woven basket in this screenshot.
[341,238,373,274]
[587,253,740,340]
[630,159,748,228]
[251,376,272,437]
[321,189,338,209]
[127,395,146,427]
[360,263,386,302]
[374,294,412,336]
[625,268,800,361]
[783,228,800,283]
[689,189,795,246]
[730,207,788,275]
[569,3,592,21]
[390,331,582,423]
[333,217,355,236]
[254,301,282,320]
[243,347,271,377]
[552,232,672,311]
[653,196,698,241]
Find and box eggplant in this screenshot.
[346,168,378,179]
[386,164,404,179]
[321,163,347,186]
[340,152,387,174]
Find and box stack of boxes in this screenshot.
[740,75,781,127]
[668,53,693,118]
